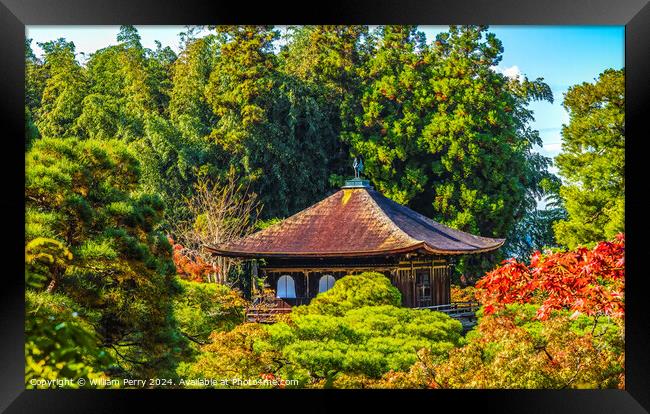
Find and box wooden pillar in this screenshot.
[390,268,398,287]
[445,262,451,303]
[251,260,258,294]
[261,269,268,291]
[411,258,416,307]
[305,271,310,300]
[431,257,436,306]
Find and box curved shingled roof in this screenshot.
[206,184,505,258]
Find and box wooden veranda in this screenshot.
[245,298,481,330]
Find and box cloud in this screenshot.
[542,142,562,152]
[490,65,523,81]
[502,65,522,80]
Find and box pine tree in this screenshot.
[35,39,87,138]
[26,137,184,378]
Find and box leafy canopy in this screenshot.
[342,25,556,277]
[26,137,182,379]
[25,244,114,388]
[554,69,625,249]
[293,271,401,316]
[476,234,624,320]
[430,304,624,389]
[259,272,463,384]
[173,278,246,345]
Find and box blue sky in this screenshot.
[26,25,624,206]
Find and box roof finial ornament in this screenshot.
[344,157,371,188]
[353,157,364,179]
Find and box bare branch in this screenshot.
[173,171,261,284]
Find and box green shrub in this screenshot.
[173,278,247,345]
[294,272,401,317]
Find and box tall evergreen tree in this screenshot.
[343,25,555,278]
[553,68,625,248]
[168,34,221,136]
[204,26,340,218]
[25,38,47,121]
[342,25,430,203]
[145,40,178,116]
[26,137,185,378]
[76,27,155,141]
[280,26,370,184]
[35,39,87,139]
[25,40,43,149]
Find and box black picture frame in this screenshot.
[1,0,648,412]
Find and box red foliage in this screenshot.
[167,236,216,282]
[259,373,285,388]
[260,373,275,381]
[476,234,624,320]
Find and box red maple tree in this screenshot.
[167,236,216,282]
[476,234,624,320]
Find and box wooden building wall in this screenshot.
[260,256,452,309]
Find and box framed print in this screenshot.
[1,0,649,412]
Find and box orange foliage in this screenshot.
[167,236,216,282]
[450,285,479,303]
[476,234,624,320]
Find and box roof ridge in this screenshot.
[399,201,504,243]
[366,188,505,249]
[360,188,424,248]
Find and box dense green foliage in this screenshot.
[342,26,556,276]
[25,290,113,388]
[554,69,625,248]
[26,137,183,379]
[270,273,462,383]
[25,240,113,388]
[279,26,370,185]
[263,304,463,385]
[293,271,401,316]
[202,26,345,218]
[34,39,88,140]
[24,25,624,388]
[173,278,246,345]
[181,273,464,387]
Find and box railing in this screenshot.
[414,301,480,319]
[245,296,293,323]
[246,299,481,325]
